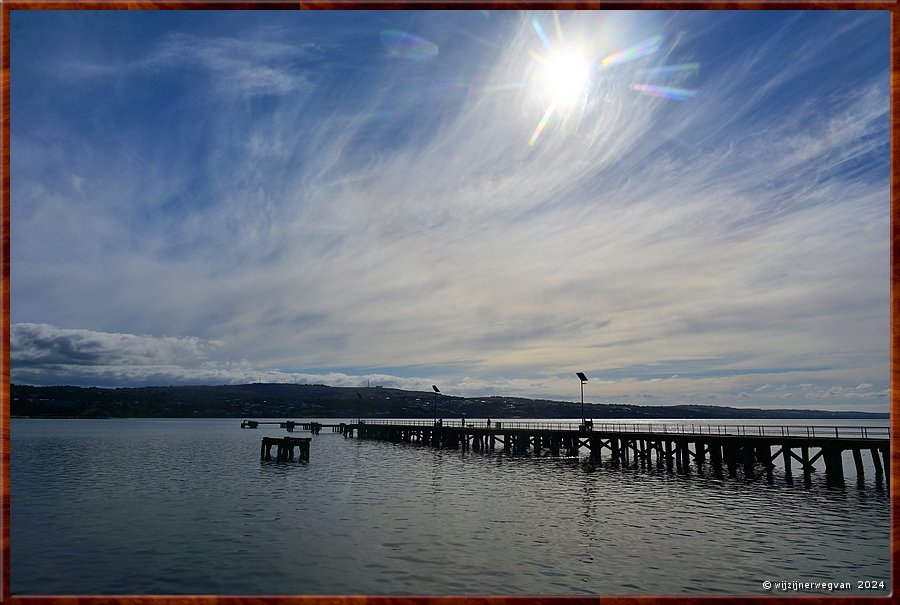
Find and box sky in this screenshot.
[9,10,891,411]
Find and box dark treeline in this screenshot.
[9,383,888,420]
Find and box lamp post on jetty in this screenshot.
[432,385,440,424]
[576,372,588,427]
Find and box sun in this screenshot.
[526,15,594,146]
[534,48,591,106]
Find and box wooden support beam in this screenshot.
[871,448,884,477]
[695,441,706,464]
[823,447,845,483]
[852,449,865,481]
[807,448,825,467]
[742,446,755,477]
[590,437,601,462]
[760,445,774,482]
[710,443,723,467]
[725,446,737,478]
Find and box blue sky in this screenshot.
[10,10,890,410]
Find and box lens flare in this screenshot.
[380,30,439,60]
[528,101,557,146]
[601,35,663,68]
[631,83,697,101]
[530,16,553,51]
[634,63,700,77]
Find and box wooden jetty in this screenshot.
[260,436,312,461]
[247,421,355,461]
[242,420,354,435]
[355,420,890,486]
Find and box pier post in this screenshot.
[723,444,737,477]
[742,445,755,478]
[515,434,528,454]
[759,445,774,482]
[852,449,865,482]
[782,446,792,476]
[696,441,706,465]
[801,446,814,478]
[664,440,674,472]
[590,437,601,462]
[871,448,884,479]
[710,443,723,468]
[673,440,684,473]
[823,447,845,483]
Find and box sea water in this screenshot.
[10,418,891,595]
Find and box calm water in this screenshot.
[11,418,891,595]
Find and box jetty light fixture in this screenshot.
[432,385,441,423]
[576,372,588,425]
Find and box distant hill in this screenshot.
[9,383,889,420]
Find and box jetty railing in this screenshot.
[358,419,888,439]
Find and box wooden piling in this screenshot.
[586,437,597,461]
[710,443,723,468]
[801,446,813,478]
[823,447,845,483]
[852,449,865,481]
[741,446,755,477]
[871,448,884,478]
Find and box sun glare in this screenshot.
[535,48,590,106]
[526,14,692,147]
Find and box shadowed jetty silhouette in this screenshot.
[245,418,889,486]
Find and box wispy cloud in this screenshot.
[64,29,322,99]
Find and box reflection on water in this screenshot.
[11,419,890,595]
